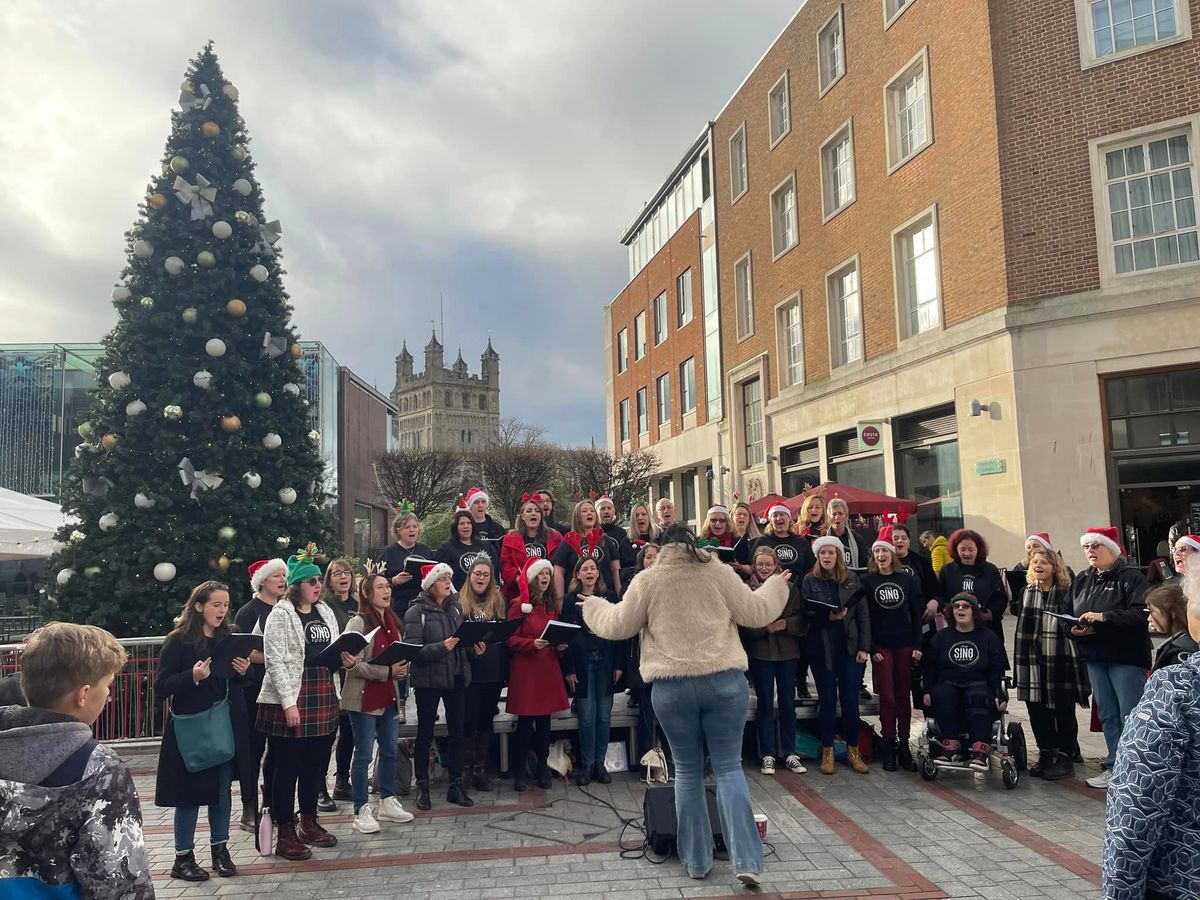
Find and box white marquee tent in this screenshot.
[0,487,71,560]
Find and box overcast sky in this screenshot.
[0,1,794,444]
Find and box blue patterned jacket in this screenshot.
[1103,650,1200,900]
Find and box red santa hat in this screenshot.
[1026,533,1053,551]
[248,558,287,593]
[518,557,553,612]
[1174,534,1200,554]
[812,535,843,554]
[767,503,792,520]
[464,487,489,509]
[420,562,454,592]
[595,495,616,511]
[872,526,896,554]
[1080,527,1123,556]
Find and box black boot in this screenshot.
[415,779,432,810]
[575,762,592,786]
[1042,751,1075,782]
[332,776,352,801]
[594,763,611,785]
[211,842,237,877]
[881,741,897,772]
[1030,750,1052,778]
[170,849,210,882]
[446,777,474,807]
[536,765,552,790]
[316,786,338,812]
[472,731,495,792]
[897,741,917,772]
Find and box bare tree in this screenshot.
[472,418,557,526]
[557,446,659,522]
[374,447,462,520]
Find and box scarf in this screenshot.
[361,606,401,713]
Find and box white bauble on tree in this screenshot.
[192,370,213,389]
[164,256,185,275]
[163,404,183,421]
[126,399,147,416]
[181,307,198,324]
[242,471,262,489]
[205,339,226,358]
[233,178,252,196]
[278,487,297,505]
[56,568,75,586]
[134,492,156,509]
[282,382,300,396]
[99,512,120,532]
[107,371,131,390]
[218,525,237,541]
[112,285,131,302]
[132,239,154,259]
[84,567,102,578]
[209,219,232,239]
[262,432,282,449]
[249,264,268,282]
[223,83,239,101]
[153,562,177,583]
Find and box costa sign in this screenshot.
[858,422,882,448]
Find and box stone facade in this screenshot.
[390,331,500,451]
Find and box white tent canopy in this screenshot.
[0,487,70,560]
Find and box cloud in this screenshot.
[0,0,794,445]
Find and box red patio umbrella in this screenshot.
[799,482,917,516]
[747,492,806,521]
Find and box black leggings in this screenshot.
[512,715,551,777]
[464,682,503,739]
[414,685,465,781]
[930,681,994,747]
[319,713,353,783]
[269,732,333,825]
[240,686,274,811]
[1026,700,1080,755]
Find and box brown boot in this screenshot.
[274,822,312,861]
[847,746,869,774]
[239,800,256,834]
[297,813,337,848]
[820,747,836,775]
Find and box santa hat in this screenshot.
[1174,535,1200,554]
[464,487,489,508]
[1026,533,1053,551]
[248,558,287,593]
[595,495,616,511]
[812,535,843,554]
[872,526,896,554]
[1080,526,1123,556]
[518,557,553,612]
[707,505,728,517]
[767,503,792,520]
[420,562,454,592]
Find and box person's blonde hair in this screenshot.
[730,501,760,540]
[814,546,849,583]
[626,503,662,542]
[21,622,127,709]
[798,495,825,531]
[570,500,598,535]
[700,508,731,540]
[459,556,507,621]
[752,546,778,568]
[392,513,420,537]
[1025,549,1070,590]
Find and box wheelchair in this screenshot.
[914,676,1027,789]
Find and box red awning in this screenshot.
[747,492,806,521]
[798,482,917,516]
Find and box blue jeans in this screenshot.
[174,760,232,852]
[652,669,762,878]
[349,707,398,813]
[750,659,797,758]
[576,654,614,766]
[811,653,865,748]
[1087,662,1146,768]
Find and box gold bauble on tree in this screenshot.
[225,299,246,317]
[220,415,242,434]
[149,193,168,210]
[201,121,221,137]
[101,433,119,450]
[290,344,303,359]
[217,554,231,572]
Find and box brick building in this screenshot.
[605,0,1200,565]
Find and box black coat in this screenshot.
[897,550,939,605]
[382,541,434,616]
[1152,630,1198,673]
[154,632,248,809]
[403,593,473,690]
[560,589,625,699]
[1070,558,1152,668]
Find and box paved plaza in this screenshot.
[128,696,1109,900]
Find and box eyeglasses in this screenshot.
[951,602,973,611]
[1081,542,1104,551]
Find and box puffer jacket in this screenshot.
[257,598,342,708]
[929,536,951,575]
[403,592,473,690]
[0,705,153,899]
[1070,559,1151,668]
[1103,653,1200,900]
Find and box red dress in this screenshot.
[499,530,563,600]
[505,599,569,716]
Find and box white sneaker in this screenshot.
[737,872,761,887]
[352,805,380,834]
[377,795,415,823]
[1086,771,1111,790]
[784,754,807,774]
[760,755,776,775]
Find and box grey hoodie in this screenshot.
[0,705,154,899]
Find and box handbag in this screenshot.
[171,684,235,773]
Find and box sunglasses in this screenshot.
[1081,543,1104,551]
[304,577,321,587]
[951,602,973,611]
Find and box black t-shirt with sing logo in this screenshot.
[752,534,815,581]
[862,571,922,650]
[925,624,1008,696]
[299,607,333,666]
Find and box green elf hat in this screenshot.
[286,542,322,585]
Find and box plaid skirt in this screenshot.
[256,666,340,738]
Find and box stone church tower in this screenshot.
[390,331,500,450]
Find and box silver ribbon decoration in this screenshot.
[252,220,283,257]
[179,82,212,111]
[262,332,288,359]
[82,476,114,497]
[173,174,217,221]
[177,457,223,500]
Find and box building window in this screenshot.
[353,503,374,560]
[619,398,630,442]
[820,120,856,221]
[636,387,649,435]
[1077,0,1189,67]
[479,395,486,411]
[768,72,791,146]
[818,6,846,95]
[445,390,452,406]
[680,357,697,414]
[656,372,671,425]
[680,470,697,526]
[653,292,668,345]
[617,328,628,373]
[827,257,864,367]
[776,295,804,388]
[1101,128,1198,275]
[729,123,748,202]
[781,440,821,496]
[742,378,764,467]
[1106,369,1200,449]
[634,312,647,360]
[885,48,933,173]
[884,0,917,27]
[734,252,754,339]
[770,177,798,259]
[893,206,942,336]
[676,268,693,327]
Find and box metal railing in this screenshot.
[1,635,167,743]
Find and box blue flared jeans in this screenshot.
[576,654,614,767]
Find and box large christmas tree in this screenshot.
[48,45,333,636]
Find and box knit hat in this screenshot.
[285,544,321,586]
[1080,526,1123,556]
[767,503,791,520]
[812,535,842,554]
[596,495,616,512]
[1026,533,1053,551]
[518,557,553,613]
[872,526,896,554]
[420,562,453,592]
[948,591,980,610]
[1174,535,1200,554]
[248,558,287,592]
[464,487,489,509]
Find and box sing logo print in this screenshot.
[460,551,488,573]
[949,641,980,667]
[961,575,976,594]
[774,544,798,564]
[306,620,332,646]
[875,583,904,610]
[524,544,546,559]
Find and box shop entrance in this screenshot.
[1114,454,1200,566]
